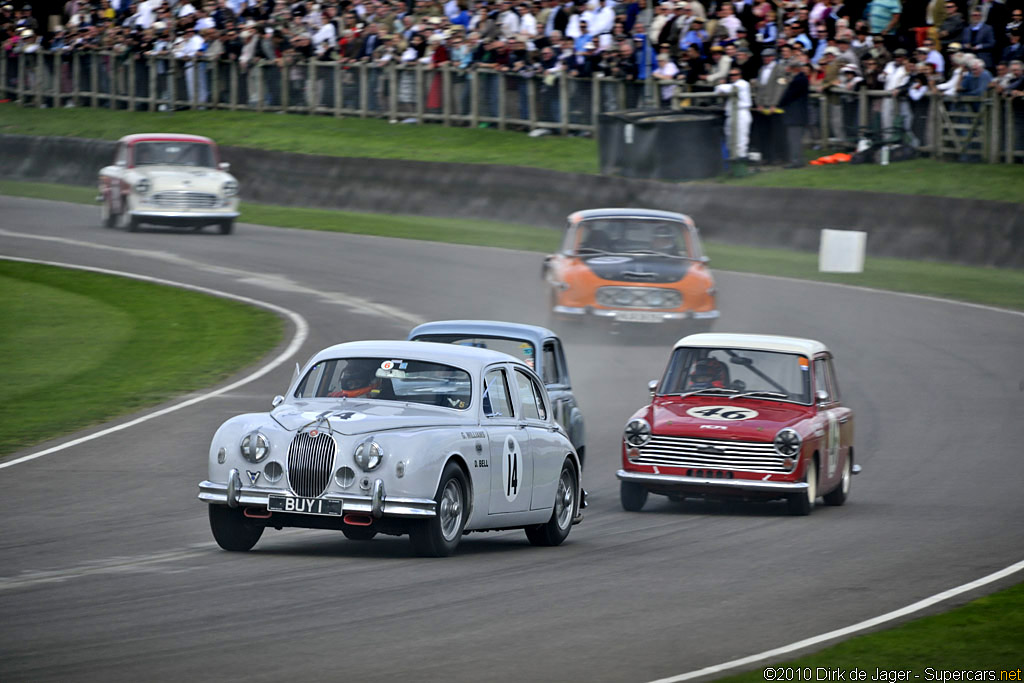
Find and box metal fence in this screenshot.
[3,50,1021,164]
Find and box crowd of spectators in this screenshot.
[2,0,1022,159]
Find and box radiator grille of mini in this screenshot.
[151,191,218,209]
[632,435,788,472]
[287,432,337,497]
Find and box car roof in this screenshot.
[118,133,216,145]
[408,320,556,348]
[674,333,829,357]
[307,340,529,372]
[568,208,694,224]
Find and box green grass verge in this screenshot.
[717,582,1024,682]
[2,104,1022,201]
[0,259,282,456]
[3,178,1022,312]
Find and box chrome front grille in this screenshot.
[151,191,218,209]
[287,432,337,497]
[633,435,788,472]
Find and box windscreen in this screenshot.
[575,218,690,258]
[660,347,812,404]
[294,357,472,410]
[134,141,216,168]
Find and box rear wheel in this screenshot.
[787,458,817,516]
[526,459,576,547]
[409,462,467,557]
[822,456,852,506]
[342,526,378,541]
[208,505,264,551]
[620,480,648,512]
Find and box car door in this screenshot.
[825,356,854,470]
[483,365,532,515]
[813,356,842,487]
[512,368,563,512]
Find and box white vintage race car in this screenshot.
[198,341,584,557]
[98,133,239,234]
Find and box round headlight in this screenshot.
[773,428,802,457]
[222,180,238,197]
[240,431,270,463]
[354,441,384,471]
[134,178,151,194]
[624,418,651,447]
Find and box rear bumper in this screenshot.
[198,471,436,518]
[554,306,720,322]
[616,469,807,494]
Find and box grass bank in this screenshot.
[3,179,1023,313]
[0,259,282,457]
[2,104,1022,202]
[718,581,1024,683]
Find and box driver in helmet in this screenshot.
[651,225,678,254]
[687,358,727,389]
[329,359,383,398]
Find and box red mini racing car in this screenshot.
[617,333,858,515]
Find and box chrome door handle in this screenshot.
[839,417,849,424]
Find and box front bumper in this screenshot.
[554,306,720,322]
[132,210,239,223]
[616,469,808,494]
[198,471,436,518]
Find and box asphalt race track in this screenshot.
[1,196,1023,683]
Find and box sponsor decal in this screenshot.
[586,256,632,265]
[700,424,728,430]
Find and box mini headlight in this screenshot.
[773,428,802,457]
[240,431,270,463]
[134,178,151,194]
[354,441,384,471]
[222,180,238,197]
[624,418,651,447]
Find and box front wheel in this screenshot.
[219,219,234,235]
[526,459,577,547]
[620,480,648,512]
[208,505,265,551]
[100,195,114,228]
[787,458,817,516]
[822,455,852,506]
[409,462,468,557]
[115,200,138,232]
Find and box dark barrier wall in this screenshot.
[3,134,1022,268]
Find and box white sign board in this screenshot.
[819,229,867,273]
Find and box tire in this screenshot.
[115,199,139,232]
[342,526,378,541]
[208,504,265,551]
[822,455,852,506]
[525,459,577,547]
[787,457,818,516]
[409,462,468,557]
[219,219,234,235]
[620,480,648,512]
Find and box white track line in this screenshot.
[0,255,310,470]
[649,558,1024,682]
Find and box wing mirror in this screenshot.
[272,395,285,407]
[648,379,658,399]
[115,159,126,167]
[815,389,829,405]
[219,161,231,171]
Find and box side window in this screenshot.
[514,370,547,421]
[115,144,127,165]
[482,369,514,418]
[541,342,561,386]
[813,359,832,402]
[826,358,841,402]
[295,362,326,398]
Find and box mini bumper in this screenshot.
[553,306,720,322]
[616,469,808,494]
[132,210,240,220]
[198,471,436,518]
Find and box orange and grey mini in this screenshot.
[542,208,719,331]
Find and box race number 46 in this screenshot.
[685,405,760,421]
